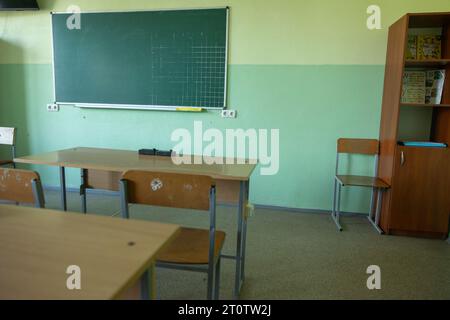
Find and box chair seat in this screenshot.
[0,160,13,166]
[157,227,226,265]
[336,175,390,189]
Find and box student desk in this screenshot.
[15,147,256,298]
[0,204,179,300]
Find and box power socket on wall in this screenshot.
[221,109,237,118]
[47,104,59,112]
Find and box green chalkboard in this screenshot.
[52,8,228,110]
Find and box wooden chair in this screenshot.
[0,168,45,208]
[0,127,16,168]
[331,139,389,233]
[119,170,225,300]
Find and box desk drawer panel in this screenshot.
[86,169,121,191]
[86,169,241,205]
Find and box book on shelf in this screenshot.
[417,34,442,60]
[406,35,417,60]
[425,70,446,104]
[401,69,445,104]
[402,71,426,104]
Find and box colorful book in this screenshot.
[417,35,442,60]
[402,71,426,104]
[425,70,445,104]
[406,35,417,60]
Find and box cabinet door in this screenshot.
[390,146,450,234]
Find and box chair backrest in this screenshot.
[337,138,379,155]
[120,170,214,211]
[0,127,15,146]
[119,171,217,269]
[335,138,380,176]
[0,168,45,208]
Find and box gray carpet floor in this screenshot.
[41,189,450,300]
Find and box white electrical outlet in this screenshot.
[221,109,237,118]
[47,104,59,112]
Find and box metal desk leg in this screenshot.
[241,180,249,282]
[60,166,67,211]
[233,180,246,299]
[214,256,221,300]
[80,169,87,214]
[140,265,156,300]
[241,217,248,287]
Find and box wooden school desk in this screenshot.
[15,147,256,298]
[0,204,179,300]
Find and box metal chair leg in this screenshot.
[368,188,384,234]
[332,179,337,217]
[375,190,383,226]
[332,181,343,231]
[214,257,221,300]
[369,187,376,221]
[32,179,45,208]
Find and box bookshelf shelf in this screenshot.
[400,103,450,108]
[405,59,450,67]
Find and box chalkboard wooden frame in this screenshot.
[51,7,230,111]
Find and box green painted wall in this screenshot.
[1,0,450,65]
[1,0,449,213]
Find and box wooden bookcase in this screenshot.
[378,12,450,239]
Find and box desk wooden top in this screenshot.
[0,205,179,300]
[15,147,256,181]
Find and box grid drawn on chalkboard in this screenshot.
[148,39,226,108]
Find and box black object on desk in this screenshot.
[139,149,174,157]
[138,148,157,156]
